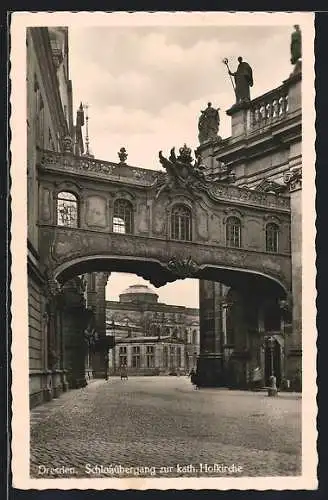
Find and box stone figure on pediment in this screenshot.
[198,102,220,144]
[291,25,302,65]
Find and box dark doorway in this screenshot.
[264,338,281,387]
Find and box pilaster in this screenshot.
[197,280,224,386]
[284,166,302,389]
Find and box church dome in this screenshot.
[119,284,159,304]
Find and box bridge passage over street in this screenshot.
[38,145,291,296]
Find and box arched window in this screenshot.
[113,199,133,234]
[266,223,279,253]
[226,216,241,248]
[57,191,78,227]
[171,204,192,241]
[192,329,197,345]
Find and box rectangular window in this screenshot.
[146,345,155,368]
[119,345,127,366]
[132,346,140,368]
[226,220,241,248]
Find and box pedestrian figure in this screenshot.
[104,352,109,381]
[120,363,128,381]
[190,368,200,390]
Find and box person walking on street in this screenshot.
[120,363,128,381]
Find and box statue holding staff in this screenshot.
[223,56,253,104]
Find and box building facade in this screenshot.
[27,27,74,406]
[196,63,302,390]
[27,27,96,406]
[106,285,200,375]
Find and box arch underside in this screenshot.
[55,255,288,299]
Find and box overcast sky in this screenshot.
[68,22,294,307]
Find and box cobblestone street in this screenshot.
[30,376,301,478]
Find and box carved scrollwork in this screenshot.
[62,135,73,154]
[283,167,302,192]
[208,184,290,210]
[167,256,200,278]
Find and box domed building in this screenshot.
[106,284,200,376]
[119,284,159,304]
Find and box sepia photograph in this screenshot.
[11,11,316,490]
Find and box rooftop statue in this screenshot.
[223,56,253,105]
[198,102,220,144]
[291,24,302,66]
[118,147,128,164]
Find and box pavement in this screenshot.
[30,376,302,478]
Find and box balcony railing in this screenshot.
[37,148,160,186]
[250,86,289,131]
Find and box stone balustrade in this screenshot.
[37,148,160,186]
[250,86,289,130]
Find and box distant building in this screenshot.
[106,285,200,375]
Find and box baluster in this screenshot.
[253,107,260,127]
[266,103,272,120]
[260,104,266,122]
[285,95,289,113]
[278,96,284,116]
[272,99,279,119]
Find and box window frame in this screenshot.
[170,204,192,242]
[146,345,155,368]
[56,191,79,228]
[226,216,242,248]
[265,222,279,253]
[132,345,140,368]
[113,199,133,234]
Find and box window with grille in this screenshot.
[57,191,78,227]
[226,216,241,248]
[163,345,168,367]
[266,223,279,253]
[119,345,127,366]
[177,346,181,367]
[113,199,133,234]
[132,346,140,368]
[169,345,175,368]
[146,346,155,368]
[171,204,192,241]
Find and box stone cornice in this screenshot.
[38,148,290,213]
[30,28,68,142]
[213,113,301,168]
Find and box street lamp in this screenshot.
[109,320,116,373]
[267,336,275,377]
[266,336,278,397]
